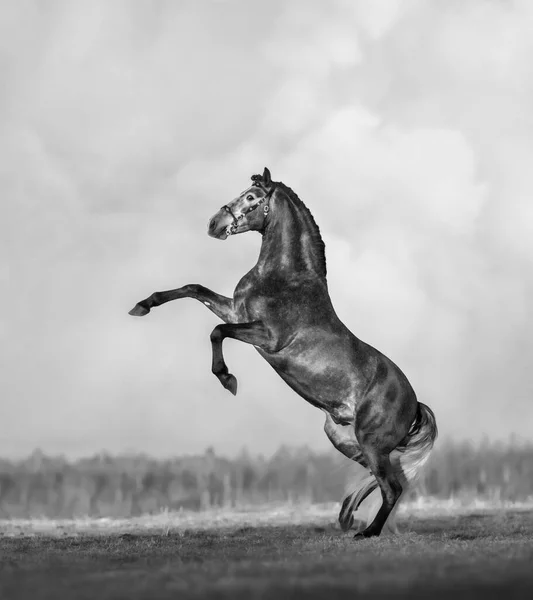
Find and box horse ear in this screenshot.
[263,167,272,186]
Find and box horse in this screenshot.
[129,167,437,537]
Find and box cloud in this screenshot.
[1,0,533,457]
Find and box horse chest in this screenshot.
[233,275,282,322]
[233,291,270,322]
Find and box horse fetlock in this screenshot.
[212,360,227,376]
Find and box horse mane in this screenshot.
[252,173,327,277]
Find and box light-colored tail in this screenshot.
[341,402,438,533]
[394,401,438,482]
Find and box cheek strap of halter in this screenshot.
[244,185,275,216]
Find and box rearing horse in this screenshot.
[129,168,437,537]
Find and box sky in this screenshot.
[2,0,533,458]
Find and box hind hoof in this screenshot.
[220,373,238,396]
[353,527,380,539]
[129,303,150,317]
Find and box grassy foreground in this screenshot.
[1,502,533,599]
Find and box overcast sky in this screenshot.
[2,0,533,458]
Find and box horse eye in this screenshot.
[247,195,254,201]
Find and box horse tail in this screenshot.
[340,402,437,532]
[395,401,438,483]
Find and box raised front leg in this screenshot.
[129,284,235,323]
[210,321,271,395]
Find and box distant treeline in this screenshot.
[1,439,532,518]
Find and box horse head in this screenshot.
[208,167,275,240]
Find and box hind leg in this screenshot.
[382,453,410,535]
[383,489,403,534]
[352,443,402,539]
[324,414,370,531]
[351,377,417,538]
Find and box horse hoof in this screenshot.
[353,528,379,539]
[221,374,238,396]
[129,303,150,317]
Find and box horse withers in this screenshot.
[129,168,437,537]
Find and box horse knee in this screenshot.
[150,292,161,306]
[210,326,223,343]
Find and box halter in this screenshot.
[222,185,275,236]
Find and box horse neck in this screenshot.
[256,193,326,280]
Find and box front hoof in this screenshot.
[129,303,150,317]
[220,373,238,396]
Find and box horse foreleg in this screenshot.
[129,284,235,323]
[210,321,270,395]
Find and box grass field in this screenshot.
[1,502,533,599]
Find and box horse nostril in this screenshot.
[208,219,217,232]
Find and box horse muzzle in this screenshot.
[207,216,229,240]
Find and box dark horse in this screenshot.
[129,168,437,537]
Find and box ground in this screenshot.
[1,502,533,599]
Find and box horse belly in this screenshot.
[256,340,360,424]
